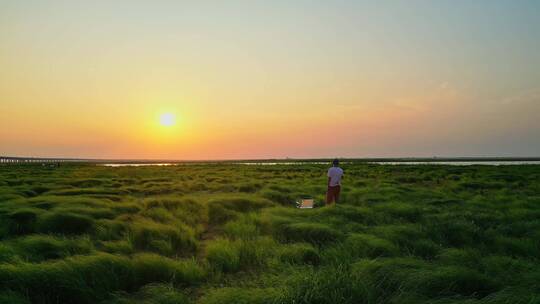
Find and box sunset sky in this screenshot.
[1,1,539,159]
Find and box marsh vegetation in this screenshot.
[0,163,539,303]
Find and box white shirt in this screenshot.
[327,166,344,187]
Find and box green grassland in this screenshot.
[0,163,539,304]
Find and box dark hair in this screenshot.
[332,158,339,166]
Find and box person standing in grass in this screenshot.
[326,158,344,205]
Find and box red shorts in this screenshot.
[326,185,341,204]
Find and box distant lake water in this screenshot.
[100,163,173,167]
[99,161,540,167]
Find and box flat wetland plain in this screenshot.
[0,163,539,303]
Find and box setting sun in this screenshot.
[159,113,176,127]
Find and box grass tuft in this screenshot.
[275,222,343,246]
[206,239,240,273]
[37,212,94,235]
[279,243,320,265]
[201,287,281,304]
[128,218,197,256]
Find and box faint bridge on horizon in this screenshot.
[0,156,92,164]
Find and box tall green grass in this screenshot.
[0,163,539,303]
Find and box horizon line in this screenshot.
[2,155,540,163]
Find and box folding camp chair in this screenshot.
[296,198,314,209]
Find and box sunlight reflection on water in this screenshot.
[100,163,173,167]
[368,161,540,166]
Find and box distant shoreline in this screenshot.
[2,155,540,164]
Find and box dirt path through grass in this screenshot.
[196,225,219,260]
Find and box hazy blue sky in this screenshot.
[1,1,539,159]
